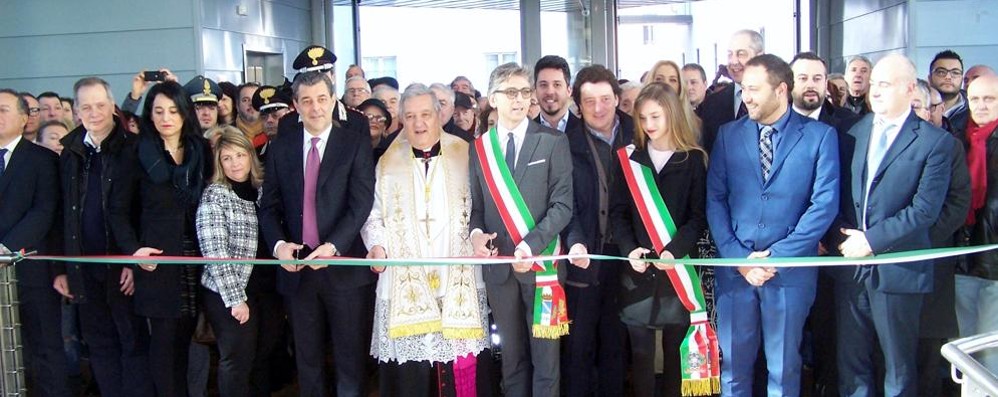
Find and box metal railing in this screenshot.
[0,254,24,396]
[943,330,998,397]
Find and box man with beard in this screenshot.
[237,82,265,146]
[697,29,765,153]
[843,56,873,115]
[533,55,580,133]
[251,85,293,160]
[929,50,970,130]
[790,52,857,133]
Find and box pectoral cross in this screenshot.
[418,213,435,237]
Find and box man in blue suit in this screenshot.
[707,54,840,396]
[832,54,954,397]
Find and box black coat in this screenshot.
[259,119,376,295]
[0,138,59,287]
[818,101,861,135]
[108,133,212,318]
[921,136,970,338]
[563,111,634,285]
[55,119,136,302]
[610,148,707,328]
[695,83,736,154]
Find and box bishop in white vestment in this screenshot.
[361,84,490,397]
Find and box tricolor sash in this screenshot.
[473,127,569,339]
[616,145,720,396]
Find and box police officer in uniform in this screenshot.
[277,45,369,140]
[251,85,293,160]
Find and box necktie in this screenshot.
[736,89,748,118]
[0,149,7,175]
[759,126,774,182]
[505,132,516,171]
[302,137,321,248]
[863,120,892,229]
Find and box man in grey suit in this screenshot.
[470,62,574,396]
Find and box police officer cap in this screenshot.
[184,75,222,104]
[293,45,337,73]
[252,85,292,113]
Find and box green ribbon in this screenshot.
[18,243,998,267]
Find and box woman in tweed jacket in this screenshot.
[196,127,264,397]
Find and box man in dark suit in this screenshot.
[470,62,573,396]
[278,45,371,143]
[696,29,764,153]
[0,88,69,396]
[533,55,581,133]
[259,71,376,397]
[706,54,840,396]
[560,65,633,397]
[832,54,954,397]
[51,78,154,397]
[789,52,859,395]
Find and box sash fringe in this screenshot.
[442,327,485,340]
[388,320,442,339]
[681,377,720,396]
[531,323,570,339]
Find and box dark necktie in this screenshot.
[737,102,748,119]
[505,132,516,171]
[0,148,7,175]
[302,137,320,248]
[759,126,774,182]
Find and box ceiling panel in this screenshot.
[337,0,694,12]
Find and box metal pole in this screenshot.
[0,257,24,396]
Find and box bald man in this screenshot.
[697,29,765,153]
[964,64,996,91]
[830,54,955,397]
[955,74,998,374]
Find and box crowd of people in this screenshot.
[1,27,996,397]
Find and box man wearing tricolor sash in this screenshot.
[469,62,573,396]
[362,84,490,396]
[706,54,840,396]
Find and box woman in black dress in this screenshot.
[108,81,212,397]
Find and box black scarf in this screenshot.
[137,132,207,207]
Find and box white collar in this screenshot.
[498,117,530,138]
[303,123,333,145]
[1,134,22,153]
[84,131,102,152]
[793,105,822,120]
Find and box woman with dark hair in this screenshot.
[108,80,212,397]
[218,81,238,126]
[610,82,710,397]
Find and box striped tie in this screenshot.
[759,126,774,182]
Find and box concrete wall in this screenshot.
[909,0,998,79]
[0,0,314,106]
[0,0,198,102]
[817,0,909,73]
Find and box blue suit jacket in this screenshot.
[707,110,840,287]
[832,112,953,293]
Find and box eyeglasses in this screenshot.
[493,87,533,100]
[933,68,963,78]
[930,102,944,110]
[365,114,387,124]
[28,107,40,115]
[347,88,370,95]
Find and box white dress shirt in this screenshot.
[0,135,21,171]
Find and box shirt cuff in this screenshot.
[273,240,286,258]
[515,241,532,257]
